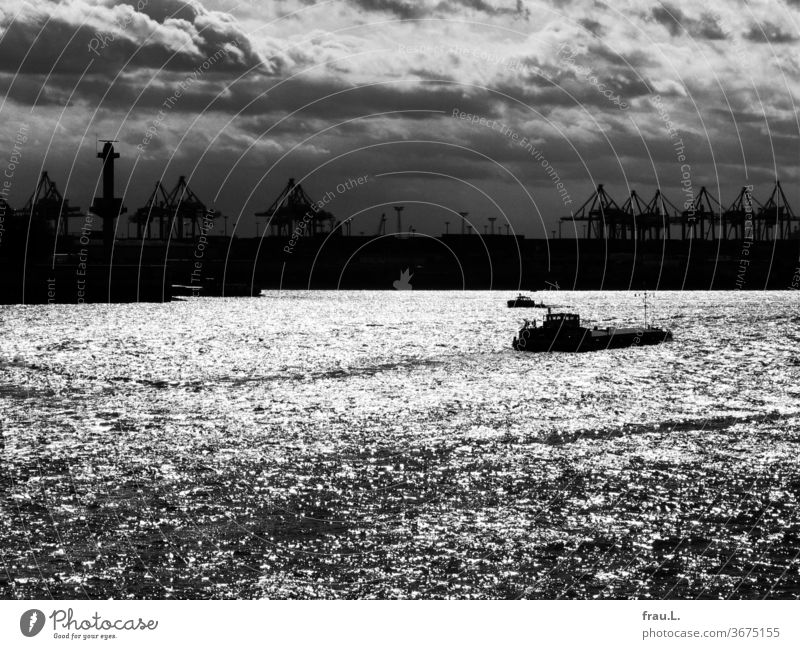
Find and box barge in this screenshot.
[512,310,673,353]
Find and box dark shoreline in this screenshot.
[2,235,798,303]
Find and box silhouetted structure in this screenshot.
[3,140,800,303]
[644,189,679,240]
[91,141,126,255]
[131,180,170,240]
[513,310,673,353]
[507,294,547,308]
[165,175,213,239]
[563,182,798,241]
[459,211,469,235]
[756,180,795,240]
[679,186,721,240]
[130,176,217,241]
[394,205,404,235]
[563,184,629,239]
[255,178,334,237]
[722,186,760,241]
[21,171,80,235]
[619,190,674,240]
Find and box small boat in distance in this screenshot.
[171,284,200,298]
[507,294,548,308]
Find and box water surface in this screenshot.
[1,291,799,598]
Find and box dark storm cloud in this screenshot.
[578,18,603,37]
[492,75,645,114]
[0,72,70,106]
[222,78,506,128]
[0,0,263,78]
[343,0,529,18]
[0,18,100,76]
[745,22,798,43]
[0,0,276,118]
[649,6,727,41]
[651,4,685,37]
[0,21,242,77]
[694,16,726,41]
[708,106,771,125]
[584,43,654,70]
[344,0,426,19]
[1,50,522,130]
[1,0,799,234]
[446,0,530,18]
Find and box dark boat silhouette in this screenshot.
[507,294,548,308]
[512,309,673,353]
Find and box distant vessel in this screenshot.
[512,301,673,353]
[171,284,199,299]
[507,294,547,308]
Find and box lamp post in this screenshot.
[394,206,404,235]
[459,211,468,235]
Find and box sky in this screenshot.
[0,0,799,237]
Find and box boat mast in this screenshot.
[643,291,648,328]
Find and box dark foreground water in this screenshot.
[1,291,799,599]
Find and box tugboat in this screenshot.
[512,296,673,353]
[507,294,547,308]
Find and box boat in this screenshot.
[171,284,200,298]
[507,294,547,308]
[512,308,673,353]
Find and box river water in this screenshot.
[1,291,799,598]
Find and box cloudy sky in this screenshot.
[1,0,798,237]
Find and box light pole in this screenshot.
[394,206,404,235]
[459,211,468,235]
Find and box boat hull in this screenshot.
[513,327,672,353]
[507,301,543,308]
